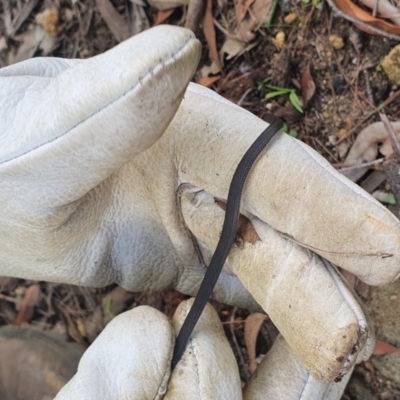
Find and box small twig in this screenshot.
[380,113,400,162]
[363,70,375,106]
[310,136,340,163]
[337,158,385,172]
[229,307,250,380]
[237,88,254,106]
[0,293,17,303]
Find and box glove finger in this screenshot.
[167,83,400,286]
[180,187,374,382]
[0,26,201,211]
[55,306,174,400]
[243,335,353,400]
[0,57,77,77]
[167,298,242,399]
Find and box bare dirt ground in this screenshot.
[1,0,400,399]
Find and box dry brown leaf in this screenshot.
[198,75,221,87]
[244,313,268,373]
[153,9,174,25]
[342,121,400,182]
[96,0,130,42]
[219,38,246,60]
[203,0,222,71]
[373,340,400,355]
[301,64,316,109]
[360,0,400,26]
[234,0,255,24]
[327,0,400,39]
[236,0,273,42]
[217,0,272,60]
[15,284,41,325]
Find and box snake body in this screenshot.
[171,114,284,369]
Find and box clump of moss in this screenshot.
[382,45,400,85]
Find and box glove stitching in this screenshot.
[299,373,313,400]
[0,36,198,167]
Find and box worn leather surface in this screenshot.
[56,300,349,400]
[1,25,400,398]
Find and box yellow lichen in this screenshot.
[284,13,297,24]
[36,8,59,37]
[274,31,286,51]
[329,35,344,50]
[382,45,400,85]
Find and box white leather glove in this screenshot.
[55,299,350,400]
[1,25,400,398]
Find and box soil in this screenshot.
[1,0,400,399]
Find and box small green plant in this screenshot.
[281,123,299,138]
[103,297,114,318]
[264,83,303,113]
[387,193,396,205]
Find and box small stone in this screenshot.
[284,13,297,24]
[326,51,332,58]
[323,112,330,119]
[329,35,344,50]
[274,31,286,50]
[333,76,347,94]
[390,295,398,301]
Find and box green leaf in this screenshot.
[289,91,304,113]
[281,123,288,133]
[289,129,298,138]
[265,91,286,99]
[265,84,292,93]
[387,193,396,205]
[103,298,114,318]
[258,77,272,91]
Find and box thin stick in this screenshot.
[380,113,400,162]
[229,307,250,379]
[337,158,385,172]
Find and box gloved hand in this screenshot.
[1,24,400,398]
[55,299,350,400]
